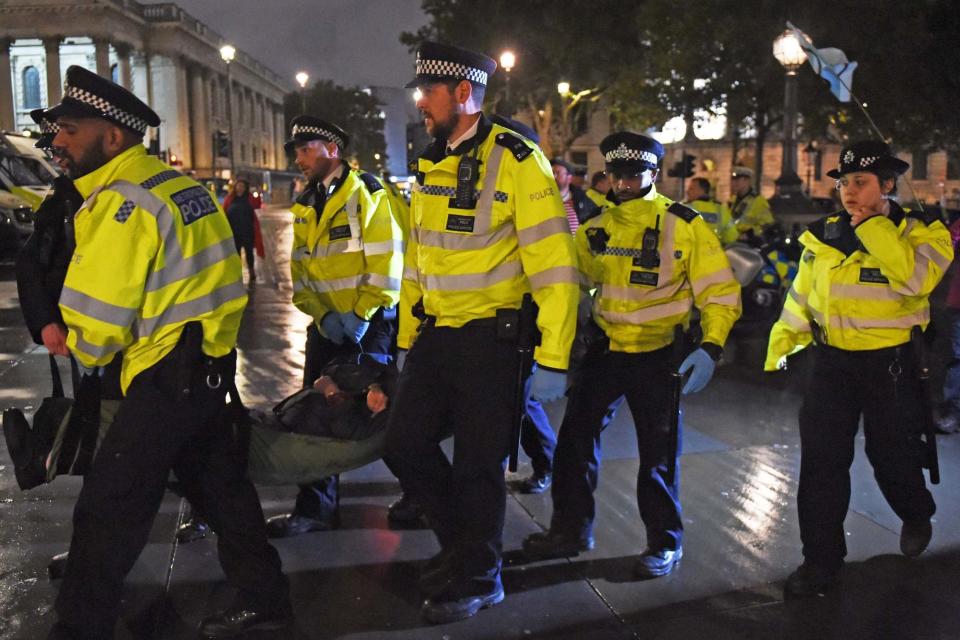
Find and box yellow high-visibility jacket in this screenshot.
[585,187,609,210]
[765,206,953,370]
[576,186,741,353]
[60,145,247,393]
[398,116,579,370]
[379,177,411,239]
[290,164,403,337]
[729,190,774,236]
[687,198,737,245]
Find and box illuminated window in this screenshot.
[22,66,40,109]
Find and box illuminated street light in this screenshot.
[219,44,236,178]
[499,51,515,73]
[295,71,309,114]
[499,50,516,115]
[771,29,810,210]
[772,30,807,71]
[557,81,570,96]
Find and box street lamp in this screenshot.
[557,81,570,97]
[295,71,309,114]
[803,141,818,196]
[770,29,809,214]
[219,44,237,180]
[499,50,515,115]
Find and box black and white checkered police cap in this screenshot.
[41,65,159,136]
[405,41,497,89]
[600,132,664,171]
[284,116,350,153]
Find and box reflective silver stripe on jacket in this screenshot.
[60,286,138,328]
[137,279,247,337]
[472,145,505,235]
[304,274,363,294]
[417,224,515,251]
[422,259,522,291]
[363,239,405,256]
[600,297,691,325]
[72,327,124,361]
[362,273,403,291]
[528,265,580,289]
[518,217,571,247]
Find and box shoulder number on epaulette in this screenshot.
[494,131,533,162]
[667,202,699,223]
[359,172,384,194]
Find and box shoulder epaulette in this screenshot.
[358,172,384,194]
[295,186,317,206]
[493,131,533,162]
[667,202,699,223]
[907,208,944,226]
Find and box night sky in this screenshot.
[162,0,427,90]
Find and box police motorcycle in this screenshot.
[724,223,799,329]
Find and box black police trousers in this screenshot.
[551,341,683,551]
[295,315,395,520]
[55,347,289,636]
[386,319,515,591]
[797,344,936,569]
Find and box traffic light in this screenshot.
[667,153,697,178]
[214,130,231,158]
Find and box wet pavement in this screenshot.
[1,204,959,639]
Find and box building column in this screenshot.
[265,99,277,169]
[275,108,286,170]
[43,37,62,104]
[116,44,133,89]
[188,64,211,175]
[93,38,110,78]
[0,39,14,132]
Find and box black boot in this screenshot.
[522,530,594,560]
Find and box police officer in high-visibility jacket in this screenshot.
[765,141,952,598]
[729,165,774,241]
[43,66,289,639]
[385,42,579,624]
[268,116,404,538]
[523,132,741,579]
[686,176,737,245]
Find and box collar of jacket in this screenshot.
[73,144,146,199]
[608,184,663,225]
[806,202,906,257]
[420,113,493,162]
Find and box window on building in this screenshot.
[22,66,41,109]
[948,154,960,181]
[913,150,928,180]
[252,145,258,165]
[240,143,246,162]
[263,148,268,165]
[570,151,588,167]
[110,64,119,84]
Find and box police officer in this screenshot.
[523,132,741,579]
[42,66,289,639]
[728,165,774,241]
[765,140,951,597]
[268,116,404,537]
[585,171,611,210]
[685,176,736,245]
[386,42,579,623]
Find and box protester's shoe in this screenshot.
[900,519,933,557]
[783,562,840,598]
[3,409,46,490]
[421,579,505,624]
[387,493,424,524]
[48,552,69,580]
[265,513,338,538]
[522,530,594,560]
[419,548,459,594]
[199,606,293,638]
[176,517,211,544]
[518,472,552,494]
[634,546,683,578]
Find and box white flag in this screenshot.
[786,22,857,102]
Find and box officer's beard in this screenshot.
[57,136,111,179]
[428,111,459,143]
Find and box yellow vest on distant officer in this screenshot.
[576,186,741,353]
[585,187,609,210]
[290,165,403,337]
[765,206,952,370]
[686,198,737,245]
[729,190,774,236]
[398,117,579,370]
[60,145,247,393]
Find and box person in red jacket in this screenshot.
[223,179,264,282]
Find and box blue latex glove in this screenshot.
[396,349,407,372]
[530,366,567,402]
[320,312,345,344]
[339,311,370,344]
[678,348,716,395]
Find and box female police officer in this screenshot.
[765,140,952,597]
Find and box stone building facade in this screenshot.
[0,0,291,179]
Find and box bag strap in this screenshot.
[48,354,64,398]
[69,355,81,395]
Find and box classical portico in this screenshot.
[0,0,291,178]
